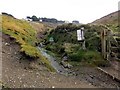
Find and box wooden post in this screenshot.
[82,29,86,50]
[107,30,111,60]
[82,40,86,50]
[101,29,106,59]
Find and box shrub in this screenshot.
[69,49,85,62]
[83,51,101,61]
[69,50,102,63]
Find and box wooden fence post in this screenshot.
[107,30,111,60]
[101,29,107,59]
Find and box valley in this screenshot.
[1,11,120,89]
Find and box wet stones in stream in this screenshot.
[60,60,73,69]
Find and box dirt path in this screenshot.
[1,34,120,88]
[1,34,95,88]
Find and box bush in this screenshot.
[69,49,110,67]
[69,49,85,62]
[69,50,102,62]
[83,51,101,61]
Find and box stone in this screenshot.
[67,63,73,69]
[14,52,17,55]
[60,61,67,68]
[36,72,39,75]
[62,56,68,61]
[60,61,73,69]
[23,84,26,87]
[29,62,39,69]
[5,43,10,46]
[51,86,55,88]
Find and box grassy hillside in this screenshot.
[1,14,55,71]
[91,11,119,32]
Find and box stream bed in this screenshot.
[38,47,73,75]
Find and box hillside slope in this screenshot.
[91,11,119,25]
[1,14,55,71]
[91,11,119,32]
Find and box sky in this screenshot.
[0,0,119,24]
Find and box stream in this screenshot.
[38,47,73,75]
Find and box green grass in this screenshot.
[2,15,38,57]
[69,50,110,67]
[1,15,55,71]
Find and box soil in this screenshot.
[1,33,120,88]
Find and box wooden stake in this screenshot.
[101,29,106,59]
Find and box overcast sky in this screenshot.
[0,0,119,23]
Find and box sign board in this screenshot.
[77,29,84,41]
[49,37,54,42]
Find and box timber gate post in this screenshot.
[106,30,112,60]
[101,29,107,59]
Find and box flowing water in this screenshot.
[38,47,73,75]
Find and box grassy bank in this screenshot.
[1,14,55,71]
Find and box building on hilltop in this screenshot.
[72,20,79,24]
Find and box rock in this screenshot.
[51,86,55,88]
[36,72,39,75]
[29,62,39,69]
[60,61,73,69]
[67,63,73,69]
[23,84,26,87]
[62,56,68,61]
[60,61,67,68]
[14,52,17,55]
[59,79,61,82]
[89,75,94,79]
[89,83,92,85]
[5,43,10,46]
